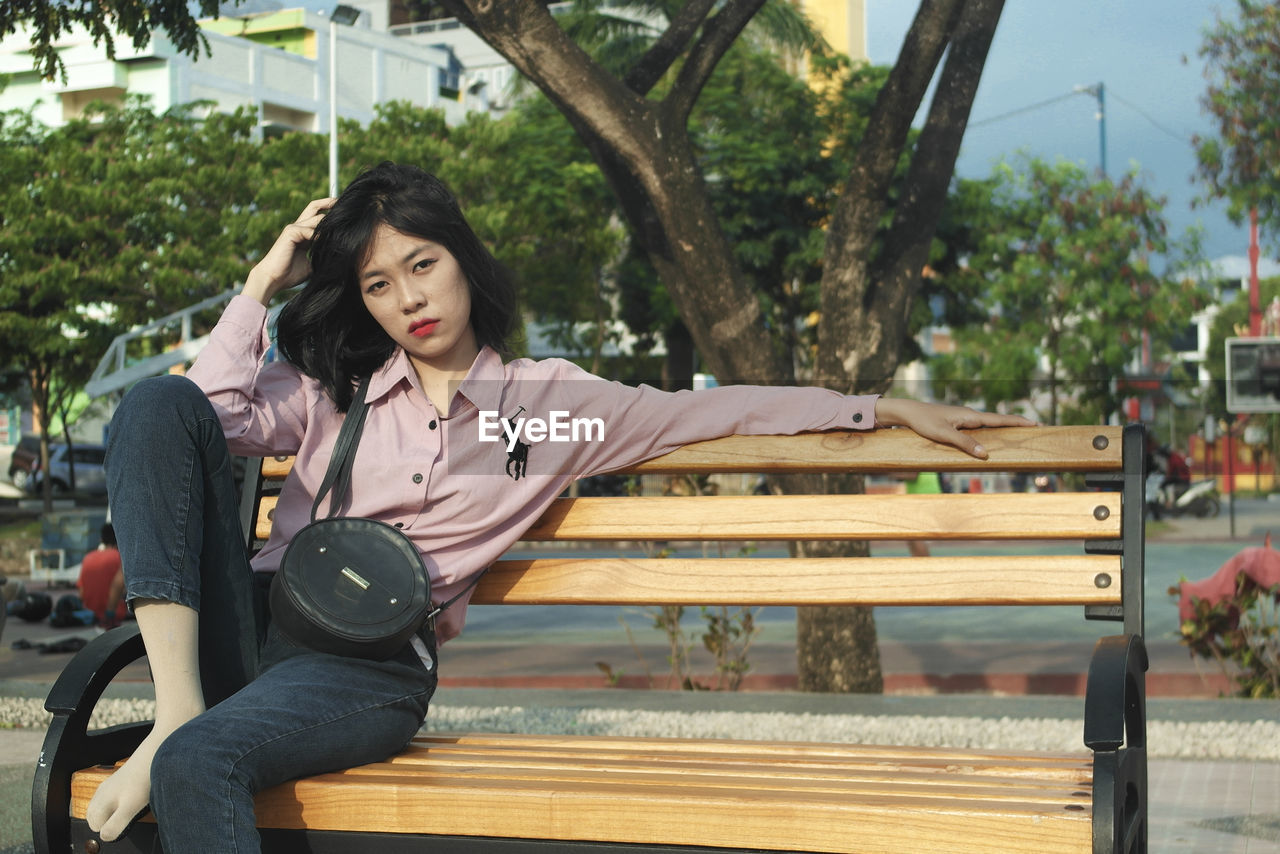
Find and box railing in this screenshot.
[84,290,239,399]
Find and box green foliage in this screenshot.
[3,0,223,83]
[1172,573,1280,698]
[0,98,260,464]
[1193,0,1280,250]
[931,156,1205,424]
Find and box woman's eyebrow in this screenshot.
[361,244,433,280]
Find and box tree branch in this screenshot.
[814,0,969,391]
[827,0,965,256]
[878,0,1005,289]
[665,0,768,123]
[623,0,719,96]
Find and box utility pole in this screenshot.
[1074,82,1108,177]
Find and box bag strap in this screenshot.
[310,376,373,523]
[426,568,487,628]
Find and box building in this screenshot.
[0,7,476,136]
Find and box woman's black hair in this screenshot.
[275,162,519,411]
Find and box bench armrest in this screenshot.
[1083,633,1147,752]
[1083,633,1148,854]
[33,625,153,854]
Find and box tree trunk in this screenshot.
[797,601,882,693]
[781,472,881,692]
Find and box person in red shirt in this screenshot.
[78,523,123,629]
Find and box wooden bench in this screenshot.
[33,423,1148,854]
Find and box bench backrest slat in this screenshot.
[256,492,1118,544]
[474,555,1122,607]
[524,493,1119,542]
[623,426,1121,474]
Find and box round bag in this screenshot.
[271,516,431,660]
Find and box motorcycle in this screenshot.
[1145,477,1221,520]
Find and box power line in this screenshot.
[1107,89,1193,144]
[969,85,1193,146]
[968,90,1081,128]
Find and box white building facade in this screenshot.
[0,8,475,134]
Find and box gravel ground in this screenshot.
[3,696,1277,761]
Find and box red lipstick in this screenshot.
[409,319,439,338]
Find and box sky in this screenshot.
[865,0,1274,275]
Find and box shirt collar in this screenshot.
[365,346,506,416]
[455,346,506,416]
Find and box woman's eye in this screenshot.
[365,280,388,295]
[414,258,435,272]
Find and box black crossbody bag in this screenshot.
[270,377,482,660]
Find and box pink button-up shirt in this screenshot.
[188,295,879,644]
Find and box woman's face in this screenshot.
[358,223,479,375]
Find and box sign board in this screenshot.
[1226,336,1280,413]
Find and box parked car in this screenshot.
[24,443,109,496]
[7,435,42,489]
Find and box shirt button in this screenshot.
[852,412,864,423]
[429,420,437,430]
[412,473,424,484]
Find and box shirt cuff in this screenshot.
[224,294,271,353]
[847,394,880,430]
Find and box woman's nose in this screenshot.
[399,284,426,312]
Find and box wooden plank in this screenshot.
[623,425,1121,475]
[415,732,1093,773]
[260,455,294,479]
[525,493,1120,541]
[334,764,1087,806]
[351,752,1091,800]
[71,766,1093,854]
[472,554,1122,606]
[264,492,1121,544]
[253,427,1121,481]
[399,742,1090,783]
[255,495,278,542]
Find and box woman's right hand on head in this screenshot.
[242,198,336,306]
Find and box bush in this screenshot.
[1172,572,1280,699]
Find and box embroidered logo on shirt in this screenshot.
[502,406,529,480]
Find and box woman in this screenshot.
[88,162,1030,850]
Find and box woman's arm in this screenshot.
[241,197,336,307]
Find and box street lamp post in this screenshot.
[328,4,362,197]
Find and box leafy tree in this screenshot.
[1192,0,1280,250]
[932,156,1204,425]
[0,98,259,508]
[3,0,224,83]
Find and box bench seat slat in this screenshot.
[338,764,1089,805]
[474,555,1122,606]
[397,745,1093,783]
[71,762,1093,854]
[413,733,1093,776]
[525,493,1120,541]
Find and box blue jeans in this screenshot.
[106,376,437,853]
